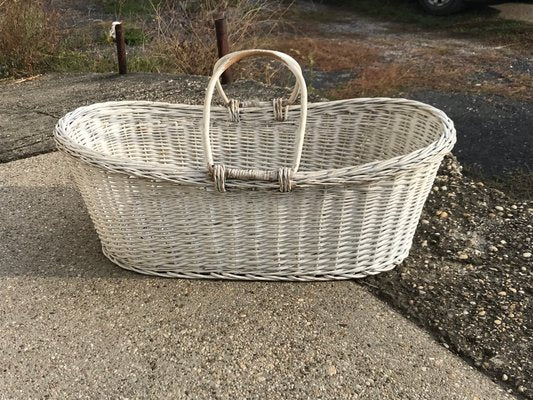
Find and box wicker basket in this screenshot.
[55,49,456,280]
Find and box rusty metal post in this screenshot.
[214,15,232,84]
[115,22,127,75]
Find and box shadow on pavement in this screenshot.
[0,185,139,279]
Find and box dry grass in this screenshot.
[329,63,414,98]
[147,0,287,76]
[0,0,60,77]
[272,37,379,72]
[253,36,381,93]
[326,60,478,99]
[0,0,288,78]
[263,36,477,98]
[470,73,533,102]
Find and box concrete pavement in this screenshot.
[0,153,515,399]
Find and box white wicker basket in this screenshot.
[55,49,456,280]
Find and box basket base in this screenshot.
[102,246,408,281]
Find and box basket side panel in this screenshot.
[68,155,442,279]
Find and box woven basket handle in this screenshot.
[202,49,308,192]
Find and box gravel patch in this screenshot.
[366,155,532,398]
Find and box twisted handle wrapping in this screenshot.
[202,49,308,192]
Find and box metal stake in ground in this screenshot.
[114,22,127,75]
[214,15,232,84]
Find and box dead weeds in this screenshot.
[0,0,60,77]
[269,34,532,101]
[271,37,379,72]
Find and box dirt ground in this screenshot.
[494,2,533,23]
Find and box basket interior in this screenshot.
[65,100,447,172]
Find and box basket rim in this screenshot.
[54,97,456,189]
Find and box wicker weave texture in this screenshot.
[55,50,456,280]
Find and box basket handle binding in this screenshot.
[202,49,308,192]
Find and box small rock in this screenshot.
[494,319,502,325]
[441,186,448,191]
[523,252,531,258]
[511,204,517,210]
[502,374,508,381]
[518,386,526,393]
[458,253,468,260]
[327,365,337,376]
[490,356,505,367]
[489,245,499,252]
[495,206,504,212]
[478,310,486,316]
[498,291,507,296]
[439,211,449,219]
[421,219,430,225]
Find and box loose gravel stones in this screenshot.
[365,155,532,398]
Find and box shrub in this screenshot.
[0,0,60,77]
[148,0,286,76]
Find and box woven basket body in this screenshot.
[55,50,455,280]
